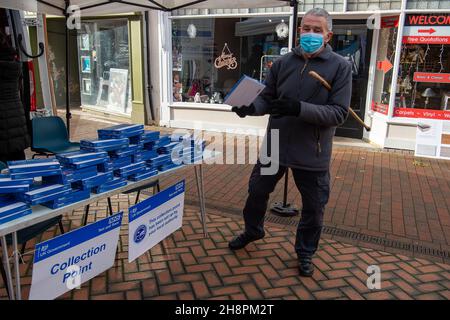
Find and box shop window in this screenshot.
[171,17,289,104]
[407,0,450,10]
[300,0,344,12]
[248,7,291,14]
[172,7,291,16]
[77,18,131,115]
[371,26,398,115]
[394,14,450,118]
[209,9,251,14]
[347,0,401,11]
[172,9,209,16]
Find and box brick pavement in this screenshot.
[161,143,450,264]
[1,196,449,300]
[1,109,446,300]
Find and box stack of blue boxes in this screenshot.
[160,134,206,170]
[77,138,130,194]
[0,201,32,225]
[184,138,207,164]
[0,159,70,221]
[56,150,120,201]
[94,124,206,176]
[11,159,72,208]
[0,169,34,224]
[145,134,173,171]
[0,124,207,222]
[97,124,157,182]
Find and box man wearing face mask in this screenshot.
[229,8,352,277]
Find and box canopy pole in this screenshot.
[290,0,299,48]
[64,0,71,136]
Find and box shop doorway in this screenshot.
[330,21,373,139]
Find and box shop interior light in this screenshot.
[276,21,289,39]
[187,24,197,39]
[422,88,438,109]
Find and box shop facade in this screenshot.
[369,10,450,159]
[75,14,147,124]
[151,1,450,152]
[40,14,148,124]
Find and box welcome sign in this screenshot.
[29,212,123,300]
[128,180,185,262]
[403,14,450,44]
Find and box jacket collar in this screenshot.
[292,44,333,61]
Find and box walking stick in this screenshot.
[308,71,372,131]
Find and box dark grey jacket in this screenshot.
[253,44,352,171]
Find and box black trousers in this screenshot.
[243,161,330,260]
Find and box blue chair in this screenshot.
[31,116,80,158]
[0,161,6,171]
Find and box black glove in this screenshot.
[268,98,301,118]
[231,104,256,118]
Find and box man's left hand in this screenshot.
[268,98,301,118]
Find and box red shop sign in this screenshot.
[394,108,450,120]
[402,36,450,44]
[381,16,399,28]
[405,14,450,26]
[413,72,450,83]
[372,101,389,115]
[403,14,450,44]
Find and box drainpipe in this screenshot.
[145,11,156,123]
[290,0,299,48]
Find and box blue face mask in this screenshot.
[300,32,324,55]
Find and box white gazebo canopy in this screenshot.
[1,0,291,15]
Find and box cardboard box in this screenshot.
[157,142,183,154]
[44,189,91,209]
[109,145,140,159]
[7,159,60,173]
[0,208,32,225]
[128,169,158,181]
[98,124,144,139]
[24,184,70,201]
[111,156,132,170]
[93,178,127,194]
[75,171,114,190]
[10,168,62,180]
[21,188,72,206]
[64,157,108,170]
[0,201,30,218]
[0,177,34,187]
[80,138,129,152]
[142,130,160,143]
[57,151,108,164]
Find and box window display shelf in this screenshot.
[81,104,132,118]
